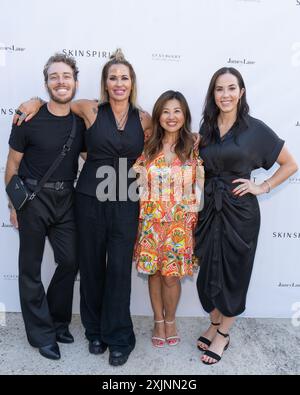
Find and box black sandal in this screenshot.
[202,329,230,365]
[197,322,220,352]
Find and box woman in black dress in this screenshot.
[72,50,151,366]
[195,67,298,365]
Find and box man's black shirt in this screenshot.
[9,104,86,182]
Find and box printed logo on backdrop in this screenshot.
[272,232,300,239]
[227,57,256,65]
[152,53,181,62]
[0,108,15,118]
[296,121,300,126]
[2,222,14,229]
[1,274,18,281]
[1,268,78,281]
[0,44,26,67]
[278,282,300,288]
[289,176,300,184]
[297,1,300,5]
[62,49,112,59]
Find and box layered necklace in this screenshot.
[113,104,130,131]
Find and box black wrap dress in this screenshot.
[194,115,284,317]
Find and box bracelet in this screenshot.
[263,180,271,193]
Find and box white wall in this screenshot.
[1,0,299,318]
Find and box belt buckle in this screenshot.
[55,181,64,190]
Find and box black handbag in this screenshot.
[6,114,77,210]
[6,175,32,210]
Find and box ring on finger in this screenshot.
[15,109,23,116]
[19,113,27,121]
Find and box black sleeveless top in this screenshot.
[76,102,144,199]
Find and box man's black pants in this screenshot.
[17,187,78,347]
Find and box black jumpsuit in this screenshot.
[195,115,284,317]
[75,103,144,354]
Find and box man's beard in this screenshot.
[47,85,76,104]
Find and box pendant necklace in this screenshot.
[114,104,129,131]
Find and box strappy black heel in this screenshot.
[202,329,230,365]
[197,322,220,352]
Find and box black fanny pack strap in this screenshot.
[29,113,76,199]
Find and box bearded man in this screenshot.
[5,53,86,360]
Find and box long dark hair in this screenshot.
[145,90,194,163]
[200,67,249,147]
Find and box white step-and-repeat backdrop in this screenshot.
[1,0,299,318]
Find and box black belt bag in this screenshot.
[6,114,77,210]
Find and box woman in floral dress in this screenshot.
[133,90,204,347]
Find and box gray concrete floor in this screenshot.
[0,313,299,375]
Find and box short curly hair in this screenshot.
[43,53,79,82]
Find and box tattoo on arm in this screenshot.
[92,107,98,115]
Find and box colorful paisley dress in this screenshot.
[133,152,204,277]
